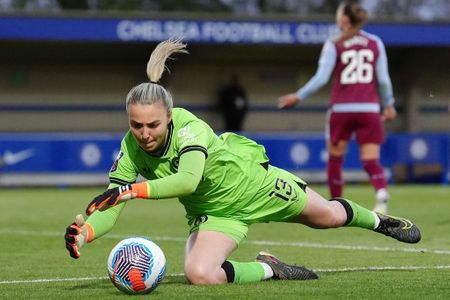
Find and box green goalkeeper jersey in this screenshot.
[110,107,270,219]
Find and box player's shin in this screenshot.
[331,198,421,243]
[221,260,266,283]
[330,198,378,229]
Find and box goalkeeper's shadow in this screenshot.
[65,274,187,293]
[163,274,189,284]
[66,278,111,291]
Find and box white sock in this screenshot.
[259,262,274,279]
[376,188,389,203]
[372,211,380,229]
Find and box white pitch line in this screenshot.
[0,273,183,285]
[1,266,450,285]
[314,265,450,273]
[0,276,109,285]
[247,240,450,255]
[1,229,450,255]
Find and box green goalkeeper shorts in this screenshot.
[188,165,308,245]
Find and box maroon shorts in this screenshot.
[327,112,385,145]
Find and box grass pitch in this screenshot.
[1,184,449,299]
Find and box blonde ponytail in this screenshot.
[146,39,188,83]
[126,39,188,113]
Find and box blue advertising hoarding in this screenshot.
[0,132,448,186]
[0,16,449,46]
[0,132,123,173]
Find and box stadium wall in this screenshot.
[0,41,449,133]
[0,14,448,185]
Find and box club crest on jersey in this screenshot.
[171,157,180,171]
[110,151,124,173]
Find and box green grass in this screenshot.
[1,185,449,299]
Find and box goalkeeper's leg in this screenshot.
[184,231,235,285]
[291,187,420,243]
[185,230,316,285]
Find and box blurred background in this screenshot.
[0,0,449,186]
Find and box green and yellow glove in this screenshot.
[86,182,150,216]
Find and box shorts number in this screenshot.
[340,49,374,84]
[269,178,297,201]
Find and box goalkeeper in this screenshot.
[65,39,421,285]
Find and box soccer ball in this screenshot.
[107,237,166,294]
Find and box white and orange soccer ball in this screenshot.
[107,237,166,294]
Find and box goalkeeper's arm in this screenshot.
[64,183,125,259]
[86,150,206,214]
[66,150,205,258]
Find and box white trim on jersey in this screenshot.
[331,103,380,113]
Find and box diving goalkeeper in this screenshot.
[65,39,421,285]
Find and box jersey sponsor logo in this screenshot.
[178,125,197,147]
[194,214,208,226]
[177,125,192,138]
[110,151,124,173]
[2,148,34,166]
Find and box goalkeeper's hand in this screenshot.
[64,214,91,259]
[86,182,149,216]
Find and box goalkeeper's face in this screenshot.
[128,102,172,153]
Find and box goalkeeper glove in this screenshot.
[86,182,149,216]
[64,214,92,259]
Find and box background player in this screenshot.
[278,1,396,214]
[65,39,420,286]
[217,74,249,132]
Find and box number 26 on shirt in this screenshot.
[340,49,374,84]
